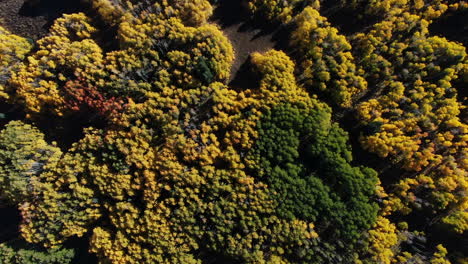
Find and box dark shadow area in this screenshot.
[428,223,468,253]
[320,0,382,35]
[19,0,84,20]
[211,0,249,28]
[3,0,118,50]
[430,8,468,48]
[19,0,119,51]
[387,205,468,262]
[451,77,468,125]
[35,112,110,151]
[64,236,99,263]
[197,249,241,264]
[228,57,261,91]
[0,103,26,129]
[0,206,21,243]
[85,7,120,52]
[322,8,381,36]
[271,23,294,51]
[19,0,86,33]
[211,0,282,36]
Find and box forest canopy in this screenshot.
[0,0,466,263]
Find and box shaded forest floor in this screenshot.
[0,0,84,39]
[0,0,48,39]
[210,2,278,85]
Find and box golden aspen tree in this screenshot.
[8,13,104,117]
[248,0,320,23]
[291,7,367,107]
[341,0,464,19]
[0,27,32,99]
[361,216,399,264]
[355,10,468,236]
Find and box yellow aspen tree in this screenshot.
[0,26,32,99]
[291,7,367,107]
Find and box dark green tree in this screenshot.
[247,103,379,261]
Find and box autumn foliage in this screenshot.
[63,79,126,119]
[0,0,466,263]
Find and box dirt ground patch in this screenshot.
[0,0,48,39]
[0,0,83,39]
[210,1,278,85]
[220,22,276,83]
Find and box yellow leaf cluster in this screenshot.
[8,13,103,116]
[291,7,367,107]
[0,26,32,99]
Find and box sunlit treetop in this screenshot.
[0,26,32,100]
[0,121,62,204]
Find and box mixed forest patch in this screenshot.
[0,0,467,263]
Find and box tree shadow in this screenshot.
[19,0,83,19]
[211,0,249,28]
[0,102,26,129]
[0,206,21,244]
[64,236,99,264]
[229,57,261,91]
[429,8,468,48]
[211,0,283,39]
[320,0,382,35]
